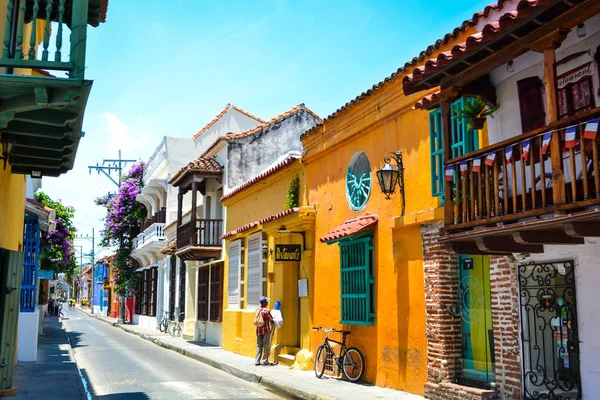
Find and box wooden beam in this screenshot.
[512,230,584,245]
[476,236,544,253]
[564,222,600,237]
[2,121,71,138]
[441,0,600,90]
[447,241,511,255]
[13,109,78,127]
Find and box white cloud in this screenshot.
[103,113,145,155]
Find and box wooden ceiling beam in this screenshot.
[476,237,544,254]
[446,241,512,255]
[513,230,584,245]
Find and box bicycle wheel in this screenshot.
[341,347,365,382]
[169,322,182,337]
[159,319,168,333]
[314,344,327,378]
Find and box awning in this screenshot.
[320,215,378,244]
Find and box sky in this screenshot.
[41,0,492,259]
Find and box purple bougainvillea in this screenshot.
[95,162,146,294]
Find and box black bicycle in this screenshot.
[158,310,169,333]
[312,326,365,382]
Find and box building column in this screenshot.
[183,261,198,340]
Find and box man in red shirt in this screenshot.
[256,296,275,366]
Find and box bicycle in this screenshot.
[158,310,169,333]
[167,312,184,337]
[312,326,365,382]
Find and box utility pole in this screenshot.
[90,150,136,323]
[76,228,96,313]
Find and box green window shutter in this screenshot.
[339,236,374,325]
[450,97,479,158]
[429,108,444,199]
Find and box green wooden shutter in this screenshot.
[429,108,444,199]
[450,97,479,158]
[339,236,374,325]
[0,248,25,391]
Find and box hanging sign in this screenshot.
[557,62,593,89]
[274,244,302,261]
[38,270,55,280]
[298,279,308,298]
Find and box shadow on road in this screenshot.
[80,367,150,400]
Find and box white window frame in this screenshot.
[227,240,241,309]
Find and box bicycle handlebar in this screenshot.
[312,326,351,335]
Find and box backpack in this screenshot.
[254,307,265,327]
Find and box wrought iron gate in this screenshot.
[518,261,581,400]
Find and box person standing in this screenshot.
[255,296,274,366]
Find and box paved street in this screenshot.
[61,307,285,399]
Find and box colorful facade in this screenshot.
[221,156,316,368]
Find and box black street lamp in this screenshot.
[376,151,406,215]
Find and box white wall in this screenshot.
[193,107,262,155]
[521,238,600,398]
[487,14,600,144]
[17,311,39,362]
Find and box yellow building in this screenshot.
[300,27,480,395]
[222,155,316,368]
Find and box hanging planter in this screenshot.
[453,97,500,131]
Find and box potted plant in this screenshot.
[453,97,499,130]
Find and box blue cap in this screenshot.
[260,296,269,304]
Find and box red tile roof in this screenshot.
[160,239,177,255]
[415,91,441,110]
[403,0,555,94]
[319,215,378,243]
[100,0,109,23]
[202,104,321,158]
[220,154,301,202]
[221,208,300,239]
[169,156,222,185]
[192,104,264,140]
[302,0,553,140]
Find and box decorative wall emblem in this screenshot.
[346,152,372,211]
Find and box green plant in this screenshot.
[452,97,499,130]
[284,175,300,210]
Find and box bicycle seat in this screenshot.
[340,330,351,335]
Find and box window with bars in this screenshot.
[210,262,224,322]
[246,232,262,309]
[178,258,186,322]
[169,256,176,320]
[135,273,142,315]
[21,215,40,312]
[339,235,375,325]
[149,267,158,317]
[197,266,209,321]
[227,240,241,308]
[141,270,149,315]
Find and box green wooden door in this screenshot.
[0,248,25,391]
[339,236,374,325]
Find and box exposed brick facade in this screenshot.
[421,223,521,400]
[489,255,521,400]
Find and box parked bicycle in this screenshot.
[158,310,169,333]
[167,312,184,337]
[312,326,365,382]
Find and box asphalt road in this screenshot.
[61,307,285,400]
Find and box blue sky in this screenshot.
[42,0,492,258]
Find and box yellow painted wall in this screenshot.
[222,162,314,360]
[0,164,26,252]
[301,28,477,394]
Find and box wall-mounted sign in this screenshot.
[462,258,474,270]
[38,270,55,280]
[298,279,308,298]
[275,244,302,261]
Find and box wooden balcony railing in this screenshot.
[1,0,89,79]
[177,219,222,249]
[445,107,600,231]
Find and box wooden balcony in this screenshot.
[0,0,106,177]
[443,108,600,254]
[176,219,222,261]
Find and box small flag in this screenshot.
[445,166,454,181]
[541,132,552,154]
[505,145,514,164]
[460,161,468,176]
[565,126,577,149]
[584,119,599,140]
[472,157,482,173]
[521,139,531,162]
[484,152,496,166]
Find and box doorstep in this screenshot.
[80,311,423,400]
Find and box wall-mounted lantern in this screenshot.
[0,138,14,170]
[376,151,405,215]
[262,242,271,259]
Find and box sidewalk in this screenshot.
[77,307,423,400]
[12,315,85,399]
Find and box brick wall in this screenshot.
[421,223,461,383]
[421,224,522,400]
[489,255,521,400]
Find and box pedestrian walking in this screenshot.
[254,296,275,366]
